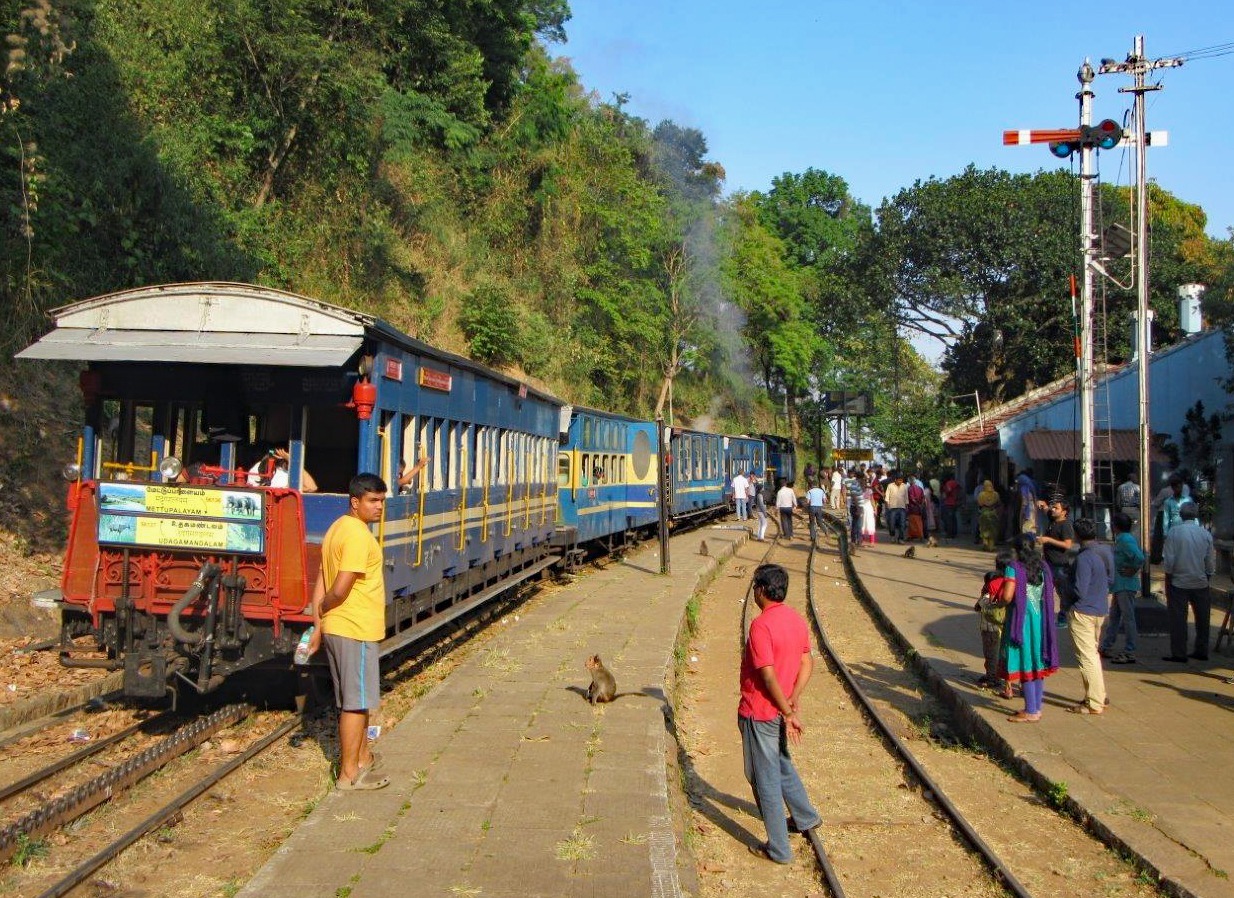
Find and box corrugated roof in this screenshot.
[1023,429,1167,462]
[941,373,1083,447]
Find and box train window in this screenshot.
[447,422,460,489]
[692,437,702,479]
[678,440,689,481]
[465,424,477,487]
[419,418,434,489]
[632,430,651,481]
[619,456,626,484]
[583,417,592,448]
[402,415,418,476]
[558,453,570,488]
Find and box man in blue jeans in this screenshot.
[738,564,821,863]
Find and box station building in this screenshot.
[941,298,1234,541]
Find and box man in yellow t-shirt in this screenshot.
[307,473,389,791]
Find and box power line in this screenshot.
[1157,39,1234,60]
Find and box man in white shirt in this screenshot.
[1162,503,1215,662]
[883,473,908,543]
[732,471,750,521]
[830,468,843,510]
[775,478,798,539]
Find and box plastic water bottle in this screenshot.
[294,626,314,665]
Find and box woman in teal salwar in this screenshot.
[997,536,1060,722]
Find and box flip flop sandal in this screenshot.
[1006,712,1040,722]
[1067,705,1103,715]
[336,767,391,791]
[1111,654,1136,664]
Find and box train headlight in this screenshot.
[62,462,81,481]
[159,456,184,480]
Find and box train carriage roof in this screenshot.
[16,281,561,405]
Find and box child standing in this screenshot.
[976,549,1015,697]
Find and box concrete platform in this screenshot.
[239,526,746,898]
[848,537,1234,898]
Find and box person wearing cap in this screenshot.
[1161,502,1214,663]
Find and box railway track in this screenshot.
[729,516,1031,898]
[0,702,298,898]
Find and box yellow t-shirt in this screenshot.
[319,514,386,642]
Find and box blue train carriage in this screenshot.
[723,436,767,505]
[17,282,561,697]
[667,426,727,521]
[554,407,659,555]
[759,433,797,488]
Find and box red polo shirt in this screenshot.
[739,601,811,721]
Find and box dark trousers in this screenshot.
[849,506,862,543]
[886,508,906,541]
[1167,583,1211,658]
[941,505,958,538]
[808,507,826,541]
[778,508,794,539]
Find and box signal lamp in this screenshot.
[1092,119,1123,150]
[1049,141,1076,159]
[159,456,184,480]
[62,462,82,481]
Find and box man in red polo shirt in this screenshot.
[739,563,821,863]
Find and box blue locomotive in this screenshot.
[17,282,793,698]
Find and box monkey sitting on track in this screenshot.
[586,654,617,705]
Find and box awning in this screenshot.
[17,328,362,367]
[1023,429,1165,463]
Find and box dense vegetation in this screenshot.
[2,0,1233,548]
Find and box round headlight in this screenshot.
[159,456,184,480]
[62,462,82,481]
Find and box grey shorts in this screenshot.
[323,633,381,712]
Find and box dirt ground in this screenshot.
[674,532,1165,898]
[0,522,1169,897]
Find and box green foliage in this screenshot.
[460,284,522,366]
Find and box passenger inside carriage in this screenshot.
[247,446,319,493]
[398,456,431,493]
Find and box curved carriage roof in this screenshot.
[16,281,560,405]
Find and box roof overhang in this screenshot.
[16,282,367,367]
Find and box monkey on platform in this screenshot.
[586,654,617,705]
[903,546,916,559]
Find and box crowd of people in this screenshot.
[731,463,967,549]
[730,462,1218,725]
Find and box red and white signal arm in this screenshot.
[418,367,452,392]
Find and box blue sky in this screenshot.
[554,1,1234,239]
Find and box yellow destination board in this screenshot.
[831,448,874,461]
[135,517,231,550]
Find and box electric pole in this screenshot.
[1098,37,1182,593]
